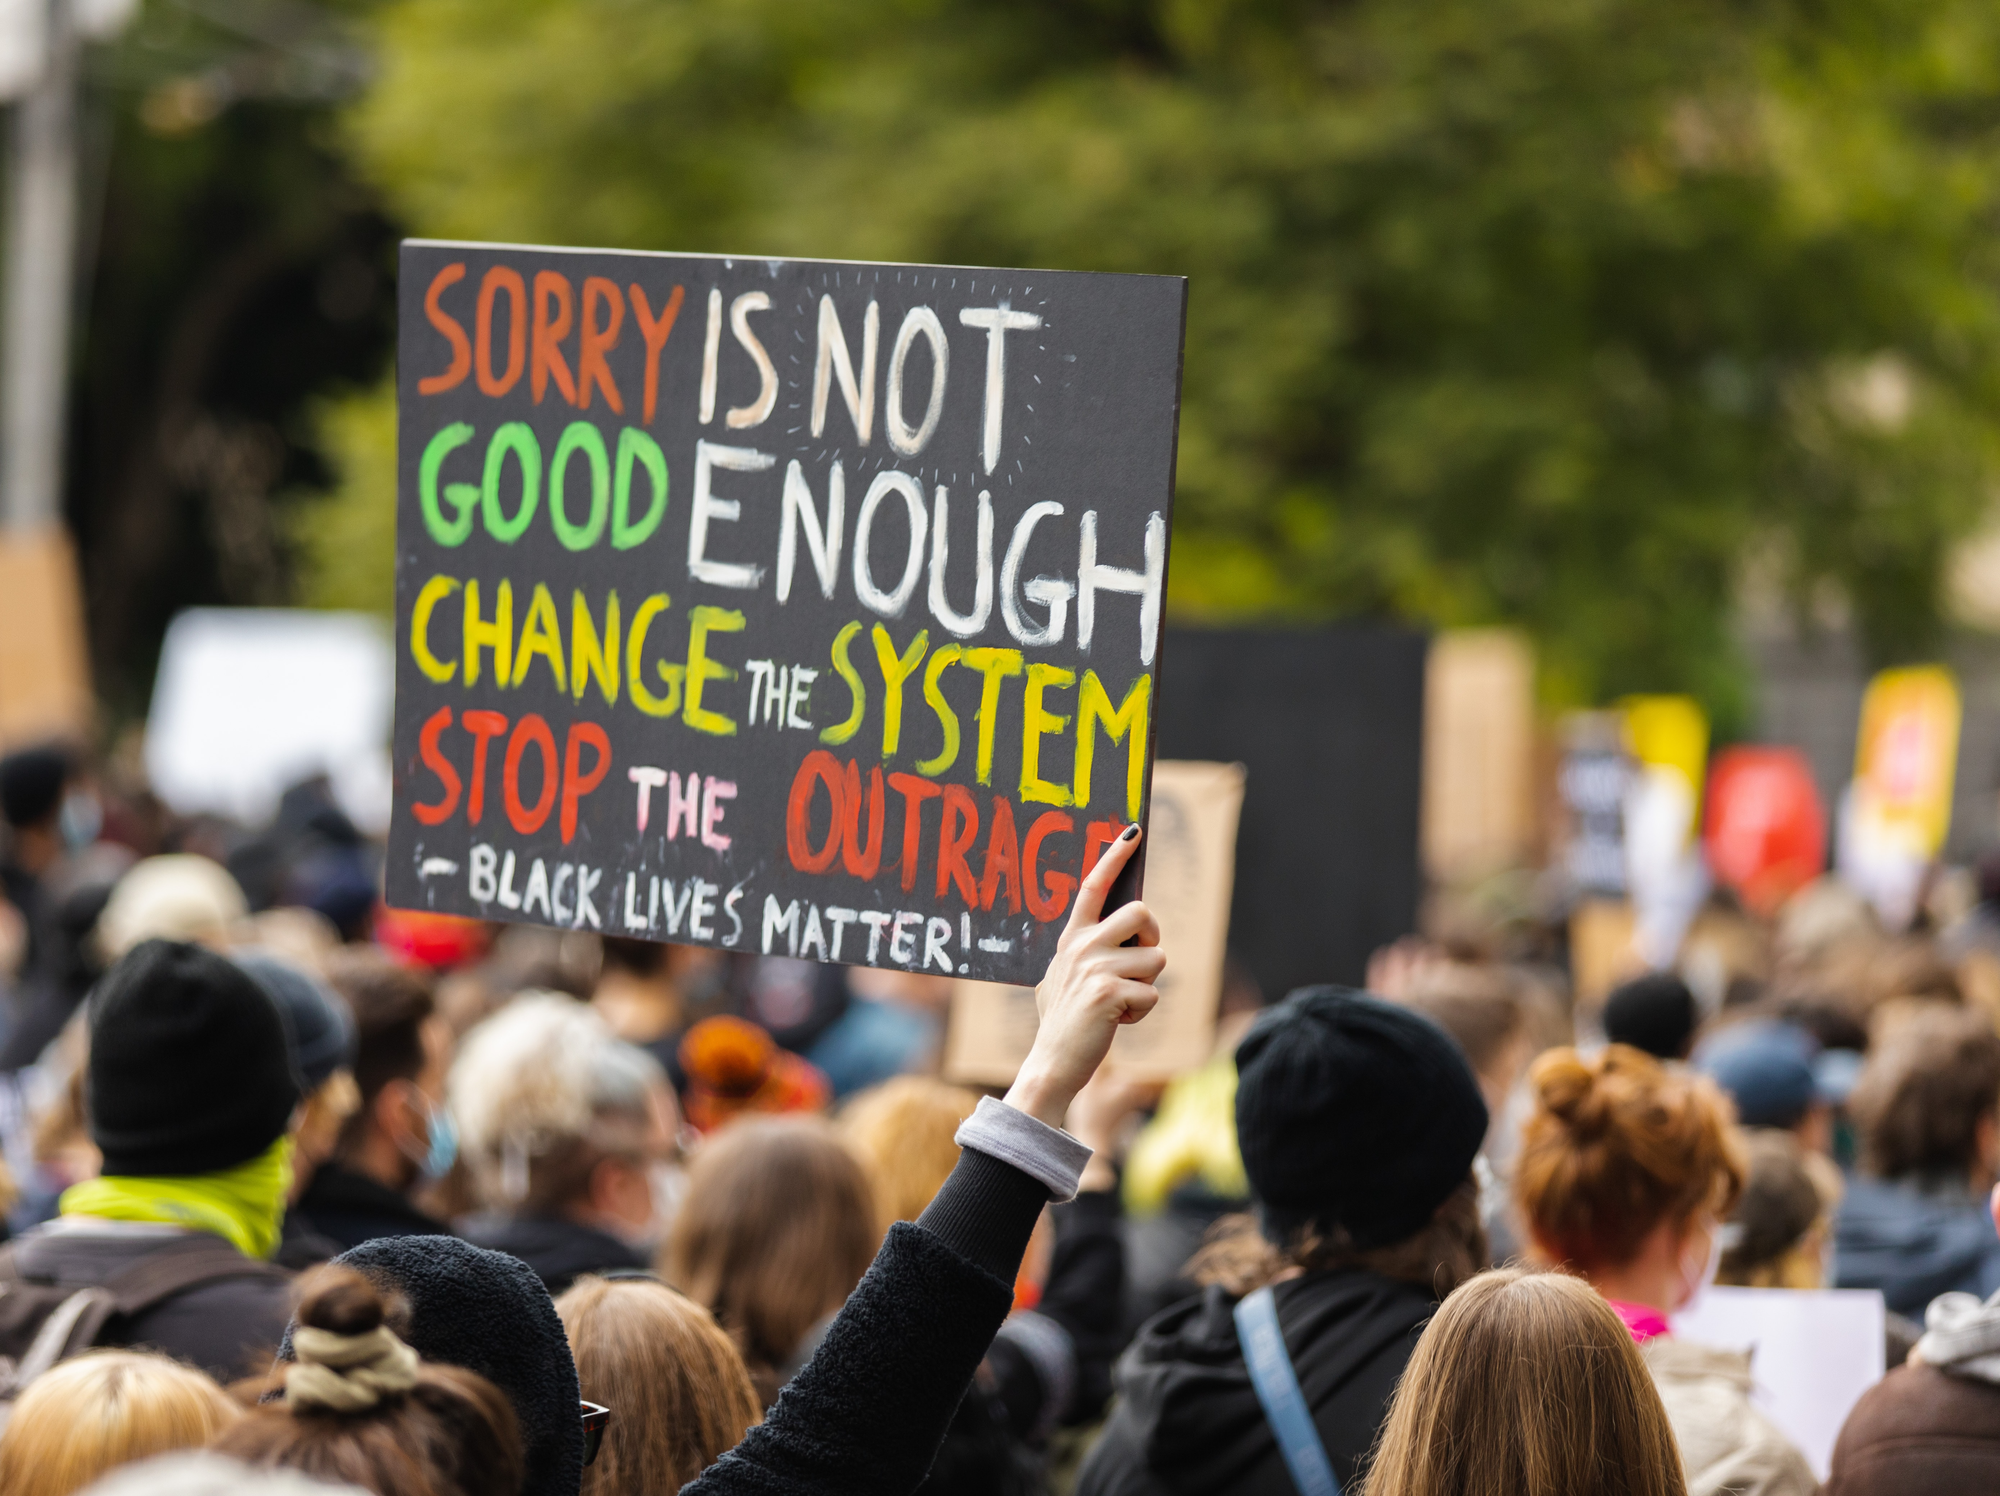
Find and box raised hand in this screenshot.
[1003,825,1165,1129]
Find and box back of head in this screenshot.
[449,994,663,1214]
[237,954,357,1094]
[555,1277,761,1496]
[1233,987,1488,1251]
[97,855,248,960]
[1602,972,1698,1061]
[277,1236,580,1496]
[1718,1129,1838,1288]
[219,1267,522,1496]
[76,1452,370,1496]
[1694,1021,1818,1130]
[1517,1045,1745,1272]
[0,1351,239,1496]
[840,1075,978,1236]
[89,938,303,1176]
[1396,971,1526,1081]
[1849,1004,2000,1180]
[1366,1269,1686,1496]
[0,744,70,830]
[665,1115,876,1377]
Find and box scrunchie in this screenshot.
[286,1323,421,1413]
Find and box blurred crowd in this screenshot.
[0,739,1996,1496]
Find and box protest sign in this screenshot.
[1703,746,1825,917]
[1838,663,1961,928]
[385,242,1186,985]
[1421,628,1536,882]
[944,758,1246,1083]
[1671,1285,1885,1480]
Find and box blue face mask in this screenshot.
[58,791,99,851]
[419,1102,459,1181]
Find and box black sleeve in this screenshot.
[1040,1187,1126,1421]
[683,1148,1050,1496]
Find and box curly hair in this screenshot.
[1515,1044,1745,1271]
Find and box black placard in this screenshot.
[385,242,1186,984]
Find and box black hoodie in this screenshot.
[1076,1268,1438,1496]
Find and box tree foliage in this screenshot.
[329,0,2000,721]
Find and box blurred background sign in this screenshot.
[144,607,391,833]
[945,758,1245,1084]
[1704,747,1826,918]
[1421,628,1537,883]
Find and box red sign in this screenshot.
[1703,747,1826,917]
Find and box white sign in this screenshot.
[1671,1285,1886,1480]
[146,608,394,833]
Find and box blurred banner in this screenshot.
[1621,694,1710,967]
[1703,746,1826,917]
[1838,663,1960,928]
[944,758,1245,1084]
[0,527,90,745]
[1421,628,1536,882]
[146,608,394,833]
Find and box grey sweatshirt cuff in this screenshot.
[955,1095,1093,1203]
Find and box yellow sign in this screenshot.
[1854,665,1960,856]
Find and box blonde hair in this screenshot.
[840,1076,978,1236]
[1364,1269,1685,1496]
[1515,1044,1746,1272]
[0,1350,241,1496]
[557,1277,762,1495]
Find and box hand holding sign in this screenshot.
[1003,824,1164,1128]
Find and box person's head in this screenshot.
[1365,1269,1686,1496]
[839,1075,979,1237]
[1601,972,1699,1061]
[665,1115,876,1384]
[1396,970,1531,1119]
[75,1452,370,1496]
[1695,1020,1830,1153]
[1849,1004,2000,1187]
[326,950,453,1194]
[238,952,360,1196]
[554,1276,761,1496]
[281,1236,580,1496]
[1516,1045,1745,1310]
[217,1267,522,1496]
[1716,1128,1841,1289]
[0,1351,240,1496]
[676,1016,830,1134]
[1214,987,1488,1294]
[451,995,679,1246]
[95,855,248,961]
[88,939,303,1180]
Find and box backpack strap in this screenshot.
[98,1233,290,1318]
[1233,1285,1344,1496]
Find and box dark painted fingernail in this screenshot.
[1121,823,1140,841]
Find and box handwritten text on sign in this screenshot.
[385,243,1187,984]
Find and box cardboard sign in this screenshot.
[1671,1285,1885,1480]
[1421,628,1536,882]
[385,243,1186,985]
[944,759,1245,1083]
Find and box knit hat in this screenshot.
[281,1236,584,1496]
[237,952,357,1090]
[0,746,68,829]
[1234,986,1488,1249]
[1602,972,1698,1060]
[89,939,303,1176]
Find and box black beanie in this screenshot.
[1602,972,1698,1060]
[0,747,68,829]
[89,939,303,1176]
[1235,986,1488,1249]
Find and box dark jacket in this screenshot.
[1835,1174,2000,1317]
[1077,1268,1438,1496]
[6,1219,292,1383]
[1826,1362,2000,1495]
[292,1163,452,1254]
[458,1212,648,1296]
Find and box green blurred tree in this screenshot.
[318,0,2000,724]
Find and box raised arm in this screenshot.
[686,826,1163,1496]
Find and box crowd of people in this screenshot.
[0,741,1996,1495]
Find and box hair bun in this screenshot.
[299,1266,388,1337]
[1529,1049,1609,1133]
